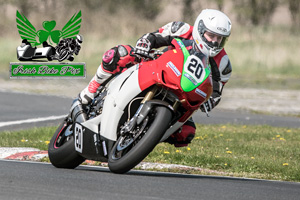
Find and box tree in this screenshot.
[233,0,279,26]
[213,0,224,11]
[182,0,195,24]
[288,0,300,32]
[130,0,162,19]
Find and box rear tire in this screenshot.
[108,106,172,174]
[48,120,85,169]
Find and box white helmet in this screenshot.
[193,9,231,57]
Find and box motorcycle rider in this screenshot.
[73,9,232,147]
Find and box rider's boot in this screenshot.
[79,65,112,105]
[165,118,196,147]
[69,65,112,123]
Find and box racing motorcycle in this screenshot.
[48,39,213,174]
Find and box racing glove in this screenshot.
[200,97,216,113]
[135,38,151,58]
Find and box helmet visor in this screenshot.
[203,31,227,49]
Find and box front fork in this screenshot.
[120,86,179,135]
[141,86,158,104]
[141,86,181,112]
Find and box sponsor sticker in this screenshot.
[184,73,198,86]
[195,88,207,98]
[166,61,181,77]
[176,39,185,48]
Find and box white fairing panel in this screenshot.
[81,114,102,133]
[160,121,184,142]
[100,65,142,141]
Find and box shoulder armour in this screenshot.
[158,22,191,38]
[218,54,232,83]
[222,59,232,75]
[171,21,185,33]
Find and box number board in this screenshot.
[181,55,210,92]
[74,123,83,153]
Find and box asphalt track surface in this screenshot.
[0,91,299,131]
[0,159,299,200]
[0,91,300,200]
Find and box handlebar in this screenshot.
[134,49,164,61]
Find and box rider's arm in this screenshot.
[138,21,193,49]
[209,49,232,107]
[200,51,232,113]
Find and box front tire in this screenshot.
[108,106,172,174]
[48,120,85,169]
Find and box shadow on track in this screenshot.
[76,164,266,182]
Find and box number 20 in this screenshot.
[187,58,203,79]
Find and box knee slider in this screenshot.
[102,47,120,72]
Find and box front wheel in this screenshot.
[108,106,172,174]
[48,120,85,169]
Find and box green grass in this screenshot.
[146,124,300,181]
[1,124,300,182]
[226,26,300,90]
[0,127,55,150]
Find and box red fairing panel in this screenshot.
[137,49,184,92]
[138,49,212,106]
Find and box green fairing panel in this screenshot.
[175,39,211,92]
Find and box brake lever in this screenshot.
[203,105,210,117]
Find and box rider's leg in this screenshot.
[78,45,137,105]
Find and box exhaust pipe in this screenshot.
[70,99,87,123]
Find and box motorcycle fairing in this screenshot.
[159,121,184,142]
[99,66,142,141]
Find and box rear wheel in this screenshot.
[48,120,85,169]
[108,106,172,174]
